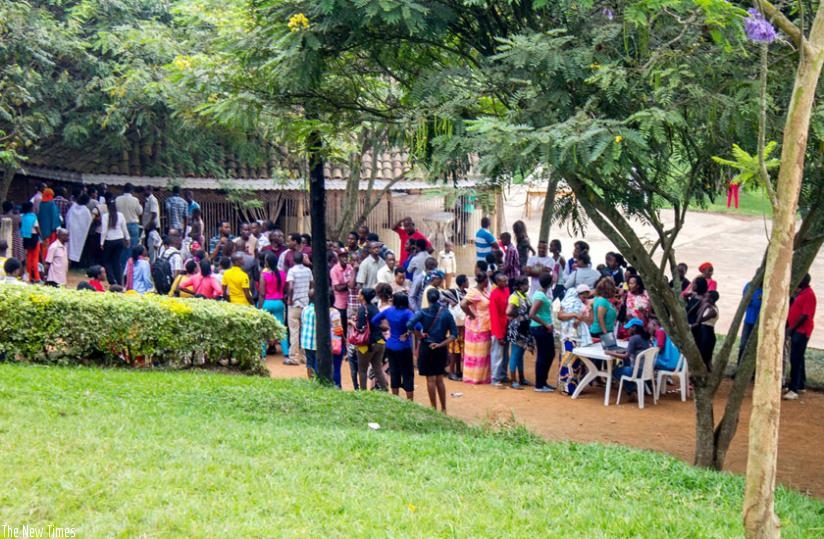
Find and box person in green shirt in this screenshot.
[590,277,618,338]
[529,272,556,393]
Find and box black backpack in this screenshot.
[151,251,175,295]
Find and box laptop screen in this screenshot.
[600,332,617,348]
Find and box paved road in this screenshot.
[504,186,824,348]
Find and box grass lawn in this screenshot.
[1,364,823,537]
[658,187,775,217]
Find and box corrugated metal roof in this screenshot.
[19,166,479,191]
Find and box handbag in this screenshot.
[348,307,371,346]
[445,288,466,325]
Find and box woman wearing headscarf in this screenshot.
[37,188,61,252]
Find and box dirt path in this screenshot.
[266,353,824,499]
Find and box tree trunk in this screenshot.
[693,384,717,467]
[743,15,824,536]
[0,166,15,203]
[308,128,332,384]
[538,177,559,244]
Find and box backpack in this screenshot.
[151,251,175,295]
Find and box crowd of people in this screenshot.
[0,182,817,408]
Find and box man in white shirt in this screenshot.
[116,183,143,271]
[286,251,314,365]
[376,252,397,285]
[157,234,184,277]
[356,242,386,290]
[44,228,69,286]
[142,185,160,231]
[525,240,556,295]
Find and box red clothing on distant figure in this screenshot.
[394,226,432,265]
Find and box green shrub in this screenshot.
[0,286,284,373]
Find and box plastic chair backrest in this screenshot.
[632,347,660,380]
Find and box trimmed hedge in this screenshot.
[0,286,285,374]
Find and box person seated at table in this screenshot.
[606,318,651,397]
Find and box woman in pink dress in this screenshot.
[461,272,492,384]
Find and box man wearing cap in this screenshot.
[421,270,445,308]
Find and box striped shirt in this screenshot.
[300,304,317,351]
[287,264,313,308]
[475,227,496,261]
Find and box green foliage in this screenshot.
[2,363,824,536]
[0,286,283,373]
[712,141,781,187]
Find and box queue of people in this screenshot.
[1,183,818,409]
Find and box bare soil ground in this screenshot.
[266,353,824,499]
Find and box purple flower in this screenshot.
[601,7,615,21]
[745,8,777,44]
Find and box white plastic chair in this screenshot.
[656,354,690,402]
[616,347,659,409]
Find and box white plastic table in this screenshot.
[571,341,626,406]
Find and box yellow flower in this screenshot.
[614,135,623,144]
[590,63,601,70]
[172,55,192,71]
[407,503,416,513]
[288,13,310,32]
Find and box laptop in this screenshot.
[600,332,626,353]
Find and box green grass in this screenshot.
[1,364,823,537]
[657,187,775,217]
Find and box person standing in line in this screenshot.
[100,194,129,286]
[38,188,61,252]
[529,272,557,393]
[115,183,143,267]
[409,288,457,412]
[499,232,521,281]
[257,253,289,355]
[461,271,492,384]
[142,185,160,232]
[525,240,555,295]
[165,185,188,233]
[1,201,24,261]
[286,251,313,366]
[437,241,457,289]
[371,292,415,401]
[738,281,763,364]
[300,291,318,379]
[784,274,816,401]
[512,220,534,273]
[221,252,254,306]
[353,288,388,391]
[376,252,398,285]
[356,241,386,290]
[392,217,432,265]
[44,228,69,287]
[20,201,41,282]
[506,276,534,389]
[474,216,499,262]
[488,271,511,387]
